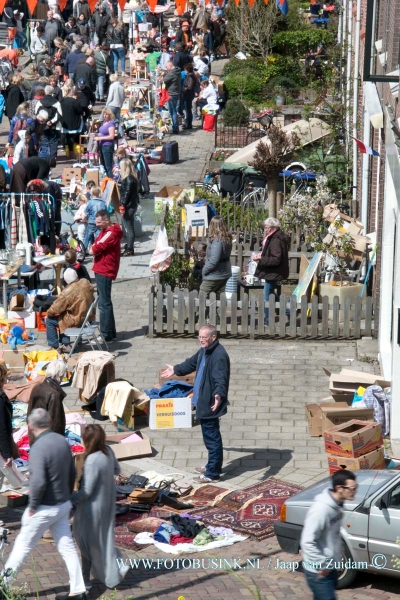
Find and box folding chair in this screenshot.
[64,296,107,358]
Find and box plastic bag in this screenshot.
[149,227,174,273]
[245,260,257,276]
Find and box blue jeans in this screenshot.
[96,74,105,100]
[168,95,180,133]
[264,280,290,325]
[83,223,99,250]
[38,130,59,159]
[183,94,194,127]
[304,569,338,600]
[15,31,27,50]
[200,418,223,479]
[112,48,125,73]
[95,273,116,340]
[101,144,114,178]
[46,316,70,349]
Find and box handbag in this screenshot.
[129,488,158,503]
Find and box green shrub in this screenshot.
[272,30,334,56]
[264,76,301,98]
[223,99,250,126]
[223,57,268,79]
[224,71,265,103]
[265,54,305,85]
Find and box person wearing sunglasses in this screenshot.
[300,469,357,599]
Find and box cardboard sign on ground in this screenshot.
[327,447,385,474]
[324,420,383,458]
[323,368,391,394]
[306,402,374,437]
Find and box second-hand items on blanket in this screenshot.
[72,350,115,401]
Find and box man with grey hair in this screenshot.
[163,61,181,134]
[65,40,85,79]
[73,56,97,92]
[2,409,87,600]
[253,217,289,326]
[162,324,230,483]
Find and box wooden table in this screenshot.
[1,259,23,314]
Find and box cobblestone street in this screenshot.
[0,54,397,600]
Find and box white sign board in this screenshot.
[149,397,192,429]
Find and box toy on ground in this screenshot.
[7,325,34,350]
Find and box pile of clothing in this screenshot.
[154,515,233,546]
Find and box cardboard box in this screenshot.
[306,402,374,437]
[0,491,28,507]
[323,368,391,394]
[9,294,25,311]
[62,167,84,184]
[327,446,385,474]
[0,347,25,373]
[158,368,196,385]
[185,204,208,233]
[149,397,192,430]
[324,420,383,458]
[106,431,152,460]
[86,169,100,187]
[155,186,184,213]
[8,310,35,329]
[323,204,364,230]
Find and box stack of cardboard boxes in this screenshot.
[306,368,390,474]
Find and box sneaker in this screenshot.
[193,474,220,483]
[194,466,206,474]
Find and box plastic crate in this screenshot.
[36,312,47,331]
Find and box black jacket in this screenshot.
[61,96,83,130]
[175,29,193,46]
[182,72,196,97]
[5,84,24,119]
[174,340,230,420]
[77,86,96,109]
[73,61,97,91]
[255,228,289,281]
[107,26,126,47]
[92,10,111,37]
[19,157,52,180]
[0,390,13,460]
[3,7,16,28]
[120,175,139,218]
[173,50,193,71]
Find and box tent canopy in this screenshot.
[225,118,331,165]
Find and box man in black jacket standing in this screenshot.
[163,61,181,134]
[162,325,230,483]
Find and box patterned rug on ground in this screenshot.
[186,484,232,507]
[115,511,148,551]
[188,478,302,541]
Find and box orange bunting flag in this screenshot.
[118,0,127,11]
[217,0,225,6]
[233,0,240,4]
[58,0,69,11]
[26,0,38,16]
[147,0,158,13]
[0,0,7,14]
[248,0,255,6]
[264,0,269,4]
[175,0,186,14]
[88,0,98,14]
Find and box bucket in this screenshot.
[225,266,240,299]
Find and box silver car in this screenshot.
[274,470,400,588]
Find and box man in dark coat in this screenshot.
[73,56,97,91]
[254,217,290,326]
[4,77,24,123]
[92,4,111,46]
[10,157,56,193]
[162,324,230,483]
[27,361,67,446]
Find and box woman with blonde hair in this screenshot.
[200,216,232,296]
[72,424,130,590]
[7,102,34,147]
[61,78,75,98]
[53,37,69,79]
[95,107,115,178]
[119,158,139,256]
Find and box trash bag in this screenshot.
[149,227,174,273]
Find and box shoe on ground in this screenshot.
[55,593,87,600]
[194,466,206,474]
[193,474,220,483]
[122,249,134,256]
[182,125,192,129]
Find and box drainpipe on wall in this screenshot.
[346,0,353,213]
[361,105,371,229]
[352,0,362,217]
